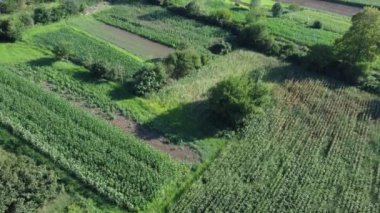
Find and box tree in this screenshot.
[271,3,283,17]
[335,7,380,65]
[208,76,271,129]
[0,18,24,42]
[132,64,168,96]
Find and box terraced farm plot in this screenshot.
[70,17,174,59]
[169,75,380,212]
[278,0,361,16]
[26,25,143,77]
[0,69,185,211]
[94,4,230,49]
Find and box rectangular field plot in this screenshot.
[26,25,143,77]
[71,17,174,59]
[0,69,184,211]
[169,76,380,212]
[94,4,230,49]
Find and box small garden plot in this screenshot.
[94,4,229,49]
[27,25,143,77]
[71,17,174,59]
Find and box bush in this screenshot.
[271,3,283,17]
[89,61,110,79]
[208,76,271,129]
[62,0,80,15]
[19,13,34,26]
[185,0,202,16]
[53,42,72,61]
[132,64,168,96]
[212,9,232,24]
[312,20,323,29]
[50,7,66,22]
[165,49,203,79]
[33,7,51,24]
[209,40,232,55]
[0,18,24,42]
[304,44,335,73]
[239,23,274,53]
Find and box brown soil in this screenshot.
[277,0,361,16]
[42,82,200,162]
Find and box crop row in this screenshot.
[169,79,380,211]
[94,4,229,49]
[0,69,183,210]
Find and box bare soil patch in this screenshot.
[42,82,200,162]
[277,0,361,16]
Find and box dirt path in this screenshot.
[43,82,200,162]
[277,0,361,16]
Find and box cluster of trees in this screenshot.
[132,49,208,96]
[0,153,60,212]
[305,7,380,92]
[0,0,97,42]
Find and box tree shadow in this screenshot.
[263,64,346,91]
[27,57,56,67]
[230,7,249,12]
[146,100,219,142]
[358,99,380,121]
[108,81,135,100]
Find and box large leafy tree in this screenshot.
[335,7,380,65]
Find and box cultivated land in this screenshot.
[0,0,379,212]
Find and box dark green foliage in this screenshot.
[271,3,283,17]
[239,23,274,53]
[209,40,232,55]
[335,7,380,65]
[165,49,203,79]
[208,76,271,128]
[50,7,66,22]
[305,44,335,72]
[33,7,51,24]
[0,18,24,42]
[312,20,323,29]
[0,152,60,213]
[62,0,80,15]
[89,61,110,79]
[132,64,168,96]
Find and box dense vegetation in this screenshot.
[0,68,183,211]
[0,146,60,212]
[169,77,380,212]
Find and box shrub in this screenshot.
[212,9,232,24]
[208,76,271,129]
[304,44,335,73]
[53,42,72,61]
[62,0,80,15]
[312,20,323,29]
[50,7,66,22]
[239,23,274,53]
[33,7,51,24]
[209,40,232,55]
[271,3,283,17]
[165,49,203,79]
[0,18,24,42]
[89,61,110,79]
[185,0,202,16]
[132,64,168,96]
[19,13,34,26]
